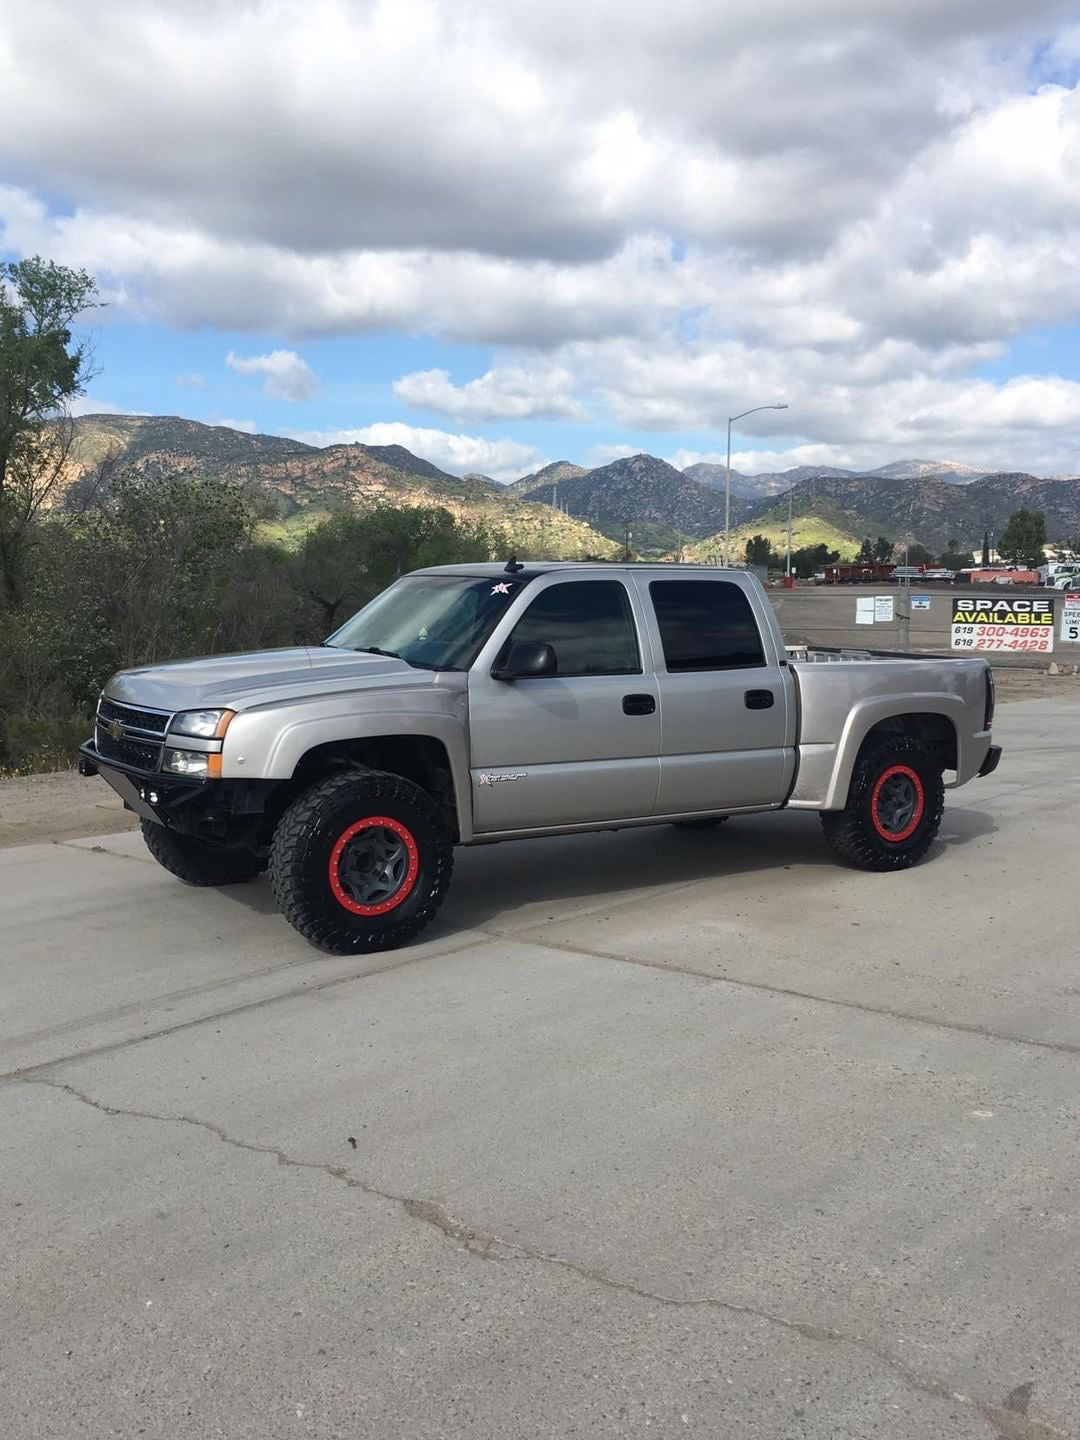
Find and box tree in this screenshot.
[873,535,893,563]
[744,534,774,567]
[856,537,875,563]
[789,542,840,578]
[998,508,1048,568]
[906,543,935,566]
[0,258,99,603]
[939,547,975,570]
[293,504,494,634]
[981,528,991,566]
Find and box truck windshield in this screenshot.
[327,575,527,671]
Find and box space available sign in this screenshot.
[951,597,1054,653]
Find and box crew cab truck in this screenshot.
[80,564,1001,955]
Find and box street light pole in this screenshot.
[724,402,789,567]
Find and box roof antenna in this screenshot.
[504,554,524,574]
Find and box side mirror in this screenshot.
[492,641,557,682]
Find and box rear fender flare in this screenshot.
[816,696,965,811]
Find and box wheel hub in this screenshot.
[870,764,925,843]
[328,816,420,916]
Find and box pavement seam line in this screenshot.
[0,932,483,1082]
[16,1075,1070,1439]
[483,928,1080,1061]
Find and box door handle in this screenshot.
[622,693,656,716]
[744,689,775,710]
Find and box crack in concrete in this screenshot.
[56,839,154,864]
[18,1075,1072,1438]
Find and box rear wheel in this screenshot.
[269,768,453,955]
[820,736,944,871]
[140,819,263,886]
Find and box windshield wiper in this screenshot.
[342,644,460,672]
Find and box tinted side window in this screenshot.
[649,580,766,671]
[503,581,640,676]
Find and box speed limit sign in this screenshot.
[1062,593,1080,644]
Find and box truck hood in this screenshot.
[104,646,437,713]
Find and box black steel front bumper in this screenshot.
[79,740,280,842]
[978,744,1002,778]
[79,740,206,823]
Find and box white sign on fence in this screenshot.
[1061,594,1080,645]
[874,594,894,623]
[855,597,875,625]
[912,594,931,611]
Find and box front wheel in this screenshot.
[820,736,944,871]
[269,768,453,955]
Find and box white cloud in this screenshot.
[175,372,206,389]
[0,189,698,345]
[586,443,638,468]
[216,416,258,434]
[225,349,318,400]
[393,365,587,421]
[68,396,149,417]
[667,449,728,471]
[286,423,545,485]
[2,2,1080,472]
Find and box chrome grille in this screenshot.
[97,697,170,737]
[95,696,171,771]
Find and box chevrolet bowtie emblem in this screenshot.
[107,719,124,741]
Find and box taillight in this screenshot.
[984,668,995,731]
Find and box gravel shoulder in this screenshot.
[2,667,1078,850]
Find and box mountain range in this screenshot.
[62,415,1080,560]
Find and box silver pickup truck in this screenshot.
[81,563,1001,954]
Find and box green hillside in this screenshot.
[683,500,862,564]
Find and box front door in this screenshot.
[468,579,660,833]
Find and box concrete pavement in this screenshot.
[2,697,1079,1438]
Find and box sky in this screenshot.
[2,0,1080,483]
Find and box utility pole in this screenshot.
[785,487,793,577]
[623,520,631,562]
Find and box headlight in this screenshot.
[162,749,217,778]
[169,709,234,738]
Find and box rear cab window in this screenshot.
[648,579,766,671]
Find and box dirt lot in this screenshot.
[2,668,1077,851]
[992,666,1080,702]
[0,769,139,849]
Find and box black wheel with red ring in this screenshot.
[270,769,454,953]
[820,735,944,871]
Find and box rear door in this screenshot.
[636,576,796,814]
[468,578,660,833]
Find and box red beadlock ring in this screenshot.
[870,764,925,843]
[328,815,420,916]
